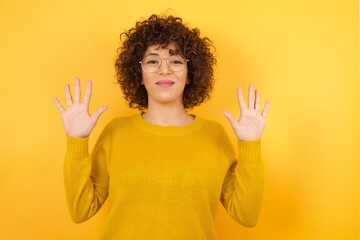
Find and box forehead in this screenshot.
[144,42,180,56]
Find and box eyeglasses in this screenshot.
[139,55,189,73]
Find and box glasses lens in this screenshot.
[141,55,187,72]
[142,56,160,73]
[168,56,187,72]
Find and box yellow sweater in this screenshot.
[64,114,263,240]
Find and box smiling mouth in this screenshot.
[156,80,174,87]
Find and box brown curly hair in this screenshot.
[115,14,216,110]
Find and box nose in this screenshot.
[158,59,170,75]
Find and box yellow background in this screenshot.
[0,0,359,239]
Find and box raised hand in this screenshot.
[222,84,270,141]
[53,78,108,138]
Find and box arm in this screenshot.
[64,127,110,223]
[221,84,269,226]
[220,139,263,227]
[53,78,109,222]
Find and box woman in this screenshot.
[53,14,270,240]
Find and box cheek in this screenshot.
[141,71,151,85]
[179,70,188,83]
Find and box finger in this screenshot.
[248,84,255,108]
[83,80,92,105]
[91,106,109,122]
[237,87,246,111]
[65,84,73,106]
[255,90,261,111]
[53,97,65,113]
[261,101,270,118]
[222,110,238,127]
[74,77,80,103]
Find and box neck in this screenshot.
[142,102,194,126]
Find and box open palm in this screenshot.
[53,78,108,138]
[223,84,269,141]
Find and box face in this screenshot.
[141,42,188,108]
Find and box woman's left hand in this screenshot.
[222,84,270,141]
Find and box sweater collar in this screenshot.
[131,113,205,136]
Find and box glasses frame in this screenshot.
[139,55,189,73]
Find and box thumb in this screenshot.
[222,110,237,127]
[91,105,109,122]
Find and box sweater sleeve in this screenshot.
[220,135,264,227]
[64,123,111,223]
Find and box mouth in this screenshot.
[156,80,175,88]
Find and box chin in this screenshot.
[150,95,184,106]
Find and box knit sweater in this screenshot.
[64,114,263,240]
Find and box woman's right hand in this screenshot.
[53,78,108,138]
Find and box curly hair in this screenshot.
[115,14,216,110]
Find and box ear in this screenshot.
[186,79,190,84]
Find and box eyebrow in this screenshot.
[145,53,160,57]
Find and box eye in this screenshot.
[143,56,161,65]
[172,60,184,65]
[170,56,185,65]
[146,59,159,65]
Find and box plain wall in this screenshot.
[0,0,359,239]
